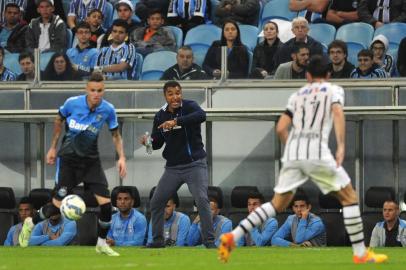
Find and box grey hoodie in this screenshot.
[370,34,395,75]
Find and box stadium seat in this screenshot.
[191,46,208,67]
[111,186,141,208]
[208,186,224,209]
[164,26,183,50]
[141,51,177,80]
[260,0,297,27]
[308,23,336,50]
[184,24,221,52]
[133,52,143,80]
[318,193,349,246]
[102,1,114,30]
[66,28,73,49]
[239,24,259,52]
[362,186,395,246]
[373,23,406,48]
[40,52,55,71]
[346,42,365,67]
[336,22,374,49]
[210,0,220,24]
[0,187,16,245]
[228,186,260,228]
[29,188,52,210]
[4,53,21,75]
[71,186,100,245]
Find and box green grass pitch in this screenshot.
[0,247,404,270]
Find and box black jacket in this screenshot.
[0,23,27,53]
[203,40,249,79]
[215,0,260,26]
[328,61,355,78]
[251,38,283,77]
[161,63,207,80]
[398,37,406,76]
[151,99,206,166]
[358,0,406,25]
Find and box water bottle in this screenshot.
[145,132,153,155]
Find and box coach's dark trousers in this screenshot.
[150,158,215,245]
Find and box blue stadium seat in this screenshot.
[164,25,183,50]
[373,22,406,48]
[308,23,336,50]
[40,52,55,71]
[66,28,73,49]
[336,22,374,49]
[260,0,297,27]
[211,0,220,24]
[4,53,21,75]
[191,46,208,67]
[141,51,177,80]
[346,42,364,67]
[239,24,259,52]
[184,24,221,52]
[103,1,114,30]
[133,52,143,80]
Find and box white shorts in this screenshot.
[274,159,351,195]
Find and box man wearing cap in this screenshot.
[100,0,141,47]
[67,0,106,32]
[25,0,67,53]
[0,1,27,53]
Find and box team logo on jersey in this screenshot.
[83,55,89,63]
[96,114,103,122]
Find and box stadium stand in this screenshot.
[260,0,297,27]
[191,46,208,67]
[4,53,21,75]
[140,50,177,80]
[373,22,406,55]
[0,187,16,244]
[318,192,349,246]
[40,52,55,71]
[239,24,259,52]
[164,26,184,51]
[362,186,396,246]
[184,24,222,52]
[102,1,114,30]
[308,23,336,52]
[66,28,73,49]
[335,22,374,49]
[346,42,366,67]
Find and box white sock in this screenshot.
[232,202,276,241]
[343,204,366,258]
[97,237,107,246]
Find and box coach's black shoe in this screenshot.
[145,242,165,248]
[204,242,217,249]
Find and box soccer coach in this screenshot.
[140,80,215,248]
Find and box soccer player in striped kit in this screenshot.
[219,55,388,264]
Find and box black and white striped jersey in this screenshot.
[282,82,344,161]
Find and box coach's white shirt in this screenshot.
[282,82,344,162]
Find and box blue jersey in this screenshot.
[58,94,118,158]
[107,209,147,246]
[237,218,278,247]
[29,217,77,246]
[147,211,190,246]
[96,43,137,80]
[67,46,98,74]
[0,67,16,81]
[188,215,232,247]
[68,0,106,23]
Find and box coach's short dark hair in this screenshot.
[116,186,134,199]
[357,49,374,60]
[307,55,330,78]
[247,191,264,204]
[89,72,104,82]
[292,42,309,54]
[112,19,129,33]
[328,39,348,57]
[163,80,182,93]
[19,52,34,63]
[292,190,310,205]
[76,21,91,31]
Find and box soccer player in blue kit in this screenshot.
[19,72,127,256]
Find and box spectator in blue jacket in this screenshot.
[238,192,278,246]
[147,196,191,246]
[4,197,35,246]
[107,186,147,246]
[29,213,77,246]
[350,49,388,78]
[188,196,232,247]
[272,192,326,247]
[370,200,406,247]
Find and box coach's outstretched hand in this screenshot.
[46,147,57,165]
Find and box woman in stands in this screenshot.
[251,21,283,79]
[202,19,249,79]
[42,53,81,81]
